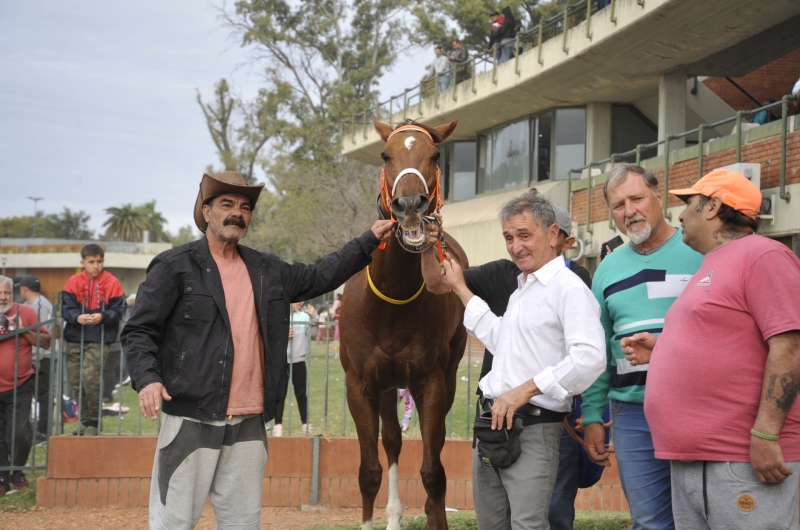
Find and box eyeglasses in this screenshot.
[0,313,15,335]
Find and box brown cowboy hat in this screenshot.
[193,171,265,233]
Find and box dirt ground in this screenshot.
[4,504,429,529]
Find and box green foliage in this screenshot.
[165,225,200,247]
[138,200,169,242]
[0,208,93,239]
[102,203,150,242]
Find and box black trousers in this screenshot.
[35,358,51,435]
[275,362,308,424]
[0,377,33,484]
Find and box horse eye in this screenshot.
[381,153,390,163]
[431,152,441,162]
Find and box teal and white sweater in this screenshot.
[581,230,702,425]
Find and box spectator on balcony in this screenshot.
[17,274,52,444]
[449,39,469,84]
[752,98,776,125]
[486,7,517,65]
[423,47,452,92]
[792,75,800,96]
[0,275,50,497]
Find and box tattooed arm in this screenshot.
[751,330,800,484]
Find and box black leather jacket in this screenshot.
[121,232,379,422]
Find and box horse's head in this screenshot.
[373,118,458,248]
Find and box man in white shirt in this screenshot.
[439,191,606,530]
[424,47,452,93]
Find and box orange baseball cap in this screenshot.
[669,168,762,220]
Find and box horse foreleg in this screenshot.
[346,370,382,530]
[379,388,404,530]
[412,371,449,530]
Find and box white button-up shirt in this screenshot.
[466,255,606,412]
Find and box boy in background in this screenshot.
[61,244,125,436]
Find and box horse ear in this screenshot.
[429,119,459,144]
[373,117,394,143]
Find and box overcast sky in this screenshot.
[0,1,420,237]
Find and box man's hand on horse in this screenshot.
[621,332,657,367]
[371,219,395,242]
[425,213,443,244]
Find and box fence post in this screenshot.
[515,34,521,76]
[610,0,617,24]
[78,300,85,436]
[663,136,673,221]
[735,110,743,163]
[562,7,570,54]
[697,124,704,182]
[586,163,594,234]
[435,73,440,109]
[98,300,105,434]
[586,0,593,39]
[492,48,498,85]
[537,23,544,65]
[471,57,478,94]
[780,96,792,202]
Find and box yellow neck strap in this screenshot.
[366,265,425,305]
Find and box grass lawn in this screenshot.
[305,510,633,530]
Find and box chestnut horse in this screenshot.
[339,119,468,530]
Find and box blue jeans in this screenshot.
[549,410,579,530]
[611,400,674,530]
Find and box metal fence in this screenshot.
[1,300,483,477]
[567,94,799,226]
[341,0,617,140]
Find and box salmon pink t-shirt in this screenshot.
[213,252,265,415]
[646,235,800,462]
[0,304,46,392]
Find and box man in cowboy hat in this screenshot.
[122,171,393,529]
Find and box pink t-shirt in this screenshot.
[646,235,800,462]
[213,252,265,416]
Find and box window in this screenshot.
[553,108,586,180]
[490,119,529,191]
[534,112,553,182]
[612,105,657,161]
[477,135,490,194]
[450,141,477,201]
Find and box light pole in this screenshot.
[28,196,43,237]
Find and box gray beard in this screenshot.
[627,221,653,245]
[0,302,12,314]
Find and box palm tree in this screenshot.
[138,200,168,242]
[103,203,149,242]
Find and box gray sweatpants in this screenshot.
[149,413,268,530]
[671,460,800,530]
[473,422,563,530]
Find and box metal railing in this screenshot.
[568,94,798,228]
[341,0,619,144]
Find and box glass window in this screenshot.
[535,112,553,182]
[612,105,657,160]
[477,135,490,194]
[451,141,476,201]
[490,119,529,190]
[554,108,586,180]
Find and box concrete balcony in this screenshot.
[342,0,800,166]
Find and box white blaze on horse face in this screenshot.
[404,136,415,151]
[386,463,403,530]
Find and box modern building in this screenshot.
[342,0,800,272]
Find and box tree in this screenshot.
[47,208,94,240]
[137,201,168,242]
[103,204,150,242]
[165,225,199,247]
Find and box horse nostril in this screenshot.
[391,197,408,217]
[416,195,430,213]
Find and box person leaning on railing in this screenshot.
[448,39,469,84]
[0,275,51,497]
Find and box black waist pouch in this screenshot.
[473,414,524,469]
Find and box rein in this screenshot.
[366,265,425,305]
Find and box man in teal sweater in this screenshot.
[581,164,702,530]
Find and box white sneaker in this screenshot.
[273,424,283,437]
[302,423,313,435]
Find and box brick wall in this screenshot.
[572,128,800,227]
[37,435,628,512]
[703,48,800,110]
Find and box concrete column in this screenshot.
[658,69,687,155]
[586,103,612,164]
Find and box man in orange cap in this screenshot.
[622,168,800,529]
[122,171,394,529]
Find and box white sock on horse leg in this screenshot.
[386,463,403,530]
[361,521,374,530]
